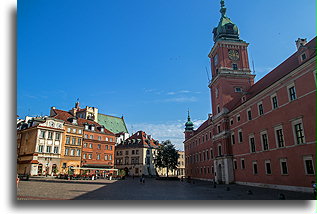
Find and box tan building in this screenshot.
[157,151,186,177]
[115,131,159,176]
[59,118,84,175]
[17,117,64,176]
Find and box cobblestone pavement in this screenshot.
[16,177,313,200]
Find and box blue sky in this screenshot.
[17,0,315,149]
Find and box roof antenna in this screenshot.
[205,66,211,83]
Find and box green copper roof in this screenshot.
[98,113,128,134]
[213,0,240,42]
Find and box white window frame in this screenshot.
[257,101,264,116]
[287,83,297,101]
[238,129,243,143]
[291,118,305,145]
[240,158,245,169]
[303,155,315,175]
[260,130,269,151]
[265,160,272,175]
[231,132,235,145]
[274,125,285,148]
[279,158,288,175]
[247,108,252,121]
[249,134,256,153]
[271,93,278,109]
[236,114,241,122]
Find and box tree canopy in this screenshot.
[155,140,179,177]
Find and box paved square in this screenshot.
[17,177,313,200]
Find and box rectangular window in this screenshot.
[77,138,82,145]
[250,137,256,153]
[90,135,93,139]
[301,53,307,61]
[247,109,252,120]
[98,136,101,141]
[66,136,70,144]
[84,134,88,139]
[231,133,235,145]
[265,161,272,175]
[217,125,221,133]
[46,146,51,153]
[89,143,93,148]
[232,63,238,70]
[40,131,45,139]
[106,145,109,150]
[276,128,285,148]
[289,86,297,101]
[294,123,305,144]
[70,149,75,156]
[237,115,241,122]
[230,119,233,125]
[67,128,71,132]
[38,145,44,153]
[72,138,76,145]
[238,130,243,143]
[83,143,87,148]
[304,158,315,175]
[65,148,69,156]
[280,159,288,175]
[258,103,264,115]
[55,133,60,140]
[72,128,76,133]
[98,144,101,149]
[272,96,278,109]
[210,149,213,159]
[53,146,58,154]
[97,154,100,160]
[233,160,237,170]
[261,133,269,151]
[253,162,258,175]
[78,129,82,134]
[83,153,87,159]
[132,150,135,155]
[109,155,112,160]
[136,150,139,155]
[105,155,108,160]
[76,149,81,157]
[48,132,53,139]
[241,159,245,169]
[88,154,92,159]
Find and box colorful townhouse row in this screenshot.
[17,102,129,176]
[17,102,185,177]
[184,1,316,192]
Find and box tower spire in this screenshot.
[187,109,191,121]
[220,0,227,17]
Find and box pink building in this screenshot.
[184,1,316,192]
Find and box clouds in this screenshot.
[127,119,205,150]
[144,88,202,103]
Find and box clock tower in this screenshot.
[208,0,255,115]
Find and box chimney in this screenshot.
[50,107,56,116]
[295,38,307,50]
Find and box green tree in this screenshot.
[155,140,179,177]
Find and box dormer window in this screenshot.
[101,127,105,132]
[91,125,95,131]
[84,124,89,130]
[301,53,307,61]
[235,87,242,92]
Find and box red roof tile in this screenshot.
[52,109,114,135]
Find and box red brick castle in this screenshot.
[184,0,316,192]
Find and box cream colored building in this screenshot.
[156,151,185,177]
[17,117,64,176]
[115,131,159,176]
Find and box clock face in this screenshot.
[228,49,239,61]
